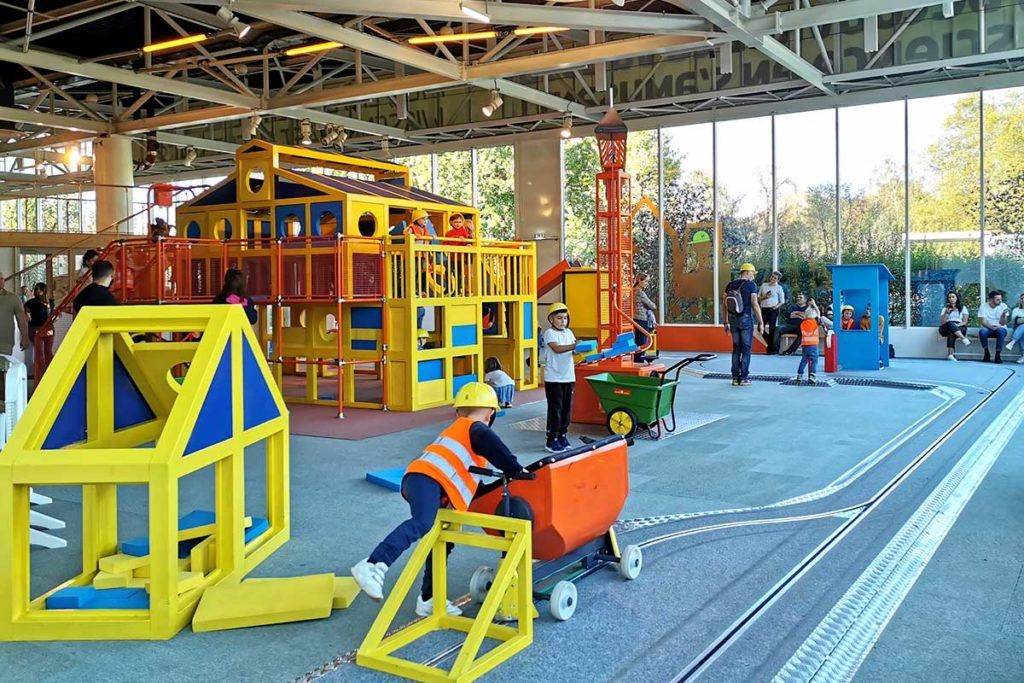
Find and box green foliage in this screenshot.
[476,146,515,241]
[436,150,472,205]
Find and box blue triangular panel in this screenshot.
[113,354,156,431]
[43,368,87,449]
[243,338,280,431]
[183,343,233,456]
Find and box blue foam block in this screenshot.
[46,586,96,609]
[584,353,604,363]
[245,516,270,543]
[615,332,634,345]
[46,586,150,610]
[89,588,149,610]
[574,340,597,354]
[122,509,247,557]
[121,536,150,557]
[366,467,406,492]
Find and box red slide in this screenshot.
[537,258,582,298]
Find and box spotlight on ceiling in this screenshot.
[611,0,626,6]
[481,89,503,117]
[321,124,340,145]
[244,113,262,140]
[381,139,391,157]
[184,146,198,168]
[299,119,313,146]
[460,1,490,23]
[84,93,98,104]
[560,113,573,139]
[216,7,251,39]
[336,128,349,146]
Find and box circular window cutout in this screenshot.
[284,214,302,237]
[212,218,232,240]
[318,211,338,236]
[186,221,201,239]
[358,211,377,237]
[246,166,266,193]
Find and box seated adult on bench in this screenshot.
[977,290,1009,364]
[776,292,809,355]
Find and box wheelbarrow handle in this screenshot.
[656,353,718,384]
[469,465,535,481]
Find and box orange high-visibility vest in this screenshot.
[800,318,820,346]
[405,417,489,510]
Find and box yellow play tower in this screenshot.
[159,141,538,416]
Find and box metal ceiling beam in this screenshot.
[234,6,463,80]
[670,0,833,94]
[0,131,95,154]
[0,106,109,133]
[746,1,956,34]
[0,45,259,110]
[223,0,714,35]
[490,79,588,117]
[155,132,240,154]
[275,107,418,142]
[467,35,706,80]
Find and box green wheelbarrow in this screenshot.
[585,354,716,439]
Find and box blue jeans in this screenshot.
[798,346,818,375]
[368,473,452,600]
[729,316,753,380]
[493,383,515,405]
[978,326,1007,349]
[1012,325,1024,344]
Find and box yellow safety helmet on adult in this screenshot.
[453,381,500,411]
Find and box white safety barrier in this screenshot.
[0,354,67,549]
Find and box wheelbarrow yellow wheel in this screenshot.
[607,407,638,439]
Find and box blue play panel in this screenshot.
[366,467,405,492]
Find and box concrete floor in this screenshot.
[2,353,1021,682]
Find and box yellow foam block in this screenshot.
[177,571,204,594]
[133,558,189,578]
[93,570,131,589]
[189,536,216,575]
[332,577,360,610]
[129,577,150,590]
[191,574,335,633]
[99,553,149,574]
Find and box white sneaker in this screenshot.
[351,558,388,601]
[1006,339,1015,350]
[416,595,462,617]
[961,337,971,346]
[947,355,957,362]
[1017,356,1024,364]
[791,375,802,382]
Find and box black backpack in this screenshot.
[725,281,745,316]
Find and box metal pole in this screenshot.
[712,121,720,326]
[771,113,778,272]
[903,98,911,328]
[657,127,666,325]
[979,90,986,297]
[835,106,842,264]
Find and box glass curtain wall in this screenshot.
[982,87,1024,307]
[839,102,907,324]
[476,145,515,241]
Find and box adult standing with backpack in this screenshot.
[723,263,765,386]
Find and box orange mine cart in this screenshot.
[467,435,641,621]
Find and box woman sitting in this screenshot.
[1006,293,1024,364]
[938,291,970,361]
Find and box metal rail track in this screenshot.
[668,370,1014,682]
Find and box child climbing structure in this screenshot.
[67,141,537,417]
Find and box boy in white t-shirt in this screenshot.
[542,302,578,453]
[978,290,1009,363]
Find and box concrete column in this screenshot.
[514,137,563,293]
[93,135,134,234]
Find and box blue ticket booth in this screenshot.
[828,263,894,371]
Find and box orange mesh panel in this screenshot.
[351,252,382,298]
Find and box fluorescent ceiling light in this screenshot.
[409,26,567,45]
[284,41,342,56]
[143,34,208,53]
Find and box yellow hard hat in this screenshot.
[416,328,428,338]
[548,302,569,317]
[841,305,855,312]
[454,382,500,411]
[740,263,756,273]
[410,208,429,223]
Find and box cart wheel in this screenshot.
[618,544,643,580]
[549,581,578,621]
[607,408,638,439]
[469,566,495,604]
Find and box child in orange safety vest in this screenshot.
[350,382,525,617]
[793,305,821,384]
